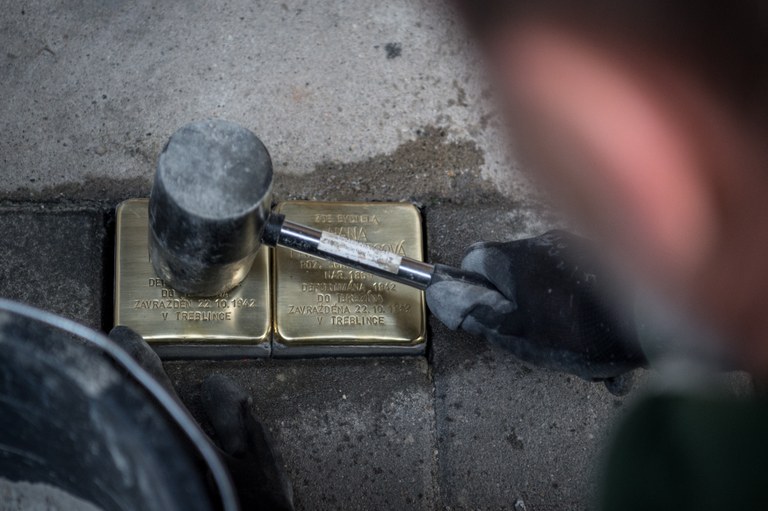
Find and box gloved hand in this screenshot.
[427,230,646,395]
[108,326,295,511]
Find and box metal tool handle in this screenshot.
[262,214,496,291]
[429,263,496,289]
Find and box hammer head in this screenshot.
[149,120,273,296]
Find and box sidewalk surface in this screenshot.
[2,1,647,509]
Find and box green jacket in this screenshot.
[598,392,768,510]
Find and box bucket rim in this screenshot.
[0,298,239,511]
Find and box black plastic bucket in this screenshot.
[0,299,238,511]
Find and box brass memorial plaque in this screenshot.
[272,201,426,356]
[114,199,271,358]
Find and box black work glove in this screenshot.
[426,230,646,395]
[108,326,294,511]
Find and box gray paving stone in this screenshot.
[0,206,108,329]
[0,200,644,510]
[164,357,437,510]
[427,204,629,510]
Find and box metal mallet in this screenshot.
[149,120,491,296]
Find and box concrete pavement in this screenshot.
[1,1,655,509]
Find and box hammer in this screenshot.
[149,120,492,296]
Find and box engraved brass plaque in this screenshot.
[272,201,426,356]
[114,199,271,358]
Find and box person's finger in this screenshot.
[237,413,295,511]
[602,372,635,396]
[463,315,606,379]
[462,314,578,375]
[201,374,295,511]
[108,326,179,399]
[201,374,250,457]
[461,243,518,299]
[426,279,516,330]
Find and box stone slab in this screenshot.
[164,357,437,510]
[0,206,108,329]
[427,204,629,510]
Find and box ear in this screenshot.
[489,24,717,288]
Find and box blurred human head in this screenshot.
[457,0,768,371]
